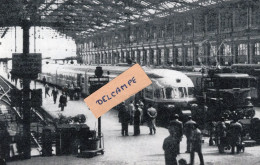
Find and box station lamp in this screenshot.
[95,66,103,78]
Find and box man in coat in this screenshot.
[51,87,59,104]
[118,102,131,136]
[190,123,204,165]
[215,117,227,153]
[229,119,243,154]
[184,116,196,153]
[133,104,141,136]
[147,104,157,135]
[163,126,179,165]
[59,92,67,111]
[168,114,183,154]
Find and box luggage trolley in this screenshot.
[79,132,104,158]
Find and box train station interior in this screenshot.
[1,0,260,165]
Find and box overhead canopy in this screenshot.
[0,0,233,40]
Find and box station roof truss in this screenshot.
[0,0,242,41]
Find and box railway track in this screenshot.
[0,76,56,154]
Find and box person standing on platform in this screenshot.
[147,104,157,135]
[163,125,179,165]
[59,92,67,111]
[215,117,227,153]
[137,100,144,124]
[169,114,183,154]
[128,100,135,125]
[184,116,196,153]
[190,123,204,165]
[51,87,59,104]
[118,102,131,136]
[45,84,50,98]
[229,119,243,154]
[133,104,141,136]
[42,76,46,86]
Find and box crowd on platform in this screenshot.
[42,76,82,111]
[117,99,246,165]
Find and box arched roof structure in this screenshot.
[0,0,241,40]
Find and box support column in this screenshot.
[126,49,130,62]
[108,52,111,64]
[163,47,168,66]
[111,51,115,65]
[22,20,31,159]
[136,49,140,64]
[117,51,120,64]
[149,47,154,66]
[131,49,135,61]
[104,52,108,64]
[120,50,124,63]
[142,47,147,66]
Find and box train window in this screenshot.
[145,87,153,99]
[154,89,161,98]
[165,87,173,99]
[188,87,194,97]
[161,88,165,98]
[178,87,185,98]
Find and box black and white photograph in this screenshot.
[0,0,260,164]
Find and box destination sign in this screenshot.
[12,53,42,79]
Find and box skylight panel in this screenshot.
[140,0,150,6]
[92,0,100,4]
[147,9,156,14]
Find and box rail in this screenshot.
[0,75,45,154]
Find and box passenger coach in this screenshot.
[39,64,196,123]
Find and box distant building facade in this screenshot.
[76,0,260,67]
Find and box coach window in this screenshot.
[145,86,153,99]
[188,87,194,97]
[165,87,173,99]
[154,89,161,98]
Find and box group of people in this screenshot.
[163,115,204,165]
[42,76,67,111]
[213,117,243,154]
[118,100,157,136]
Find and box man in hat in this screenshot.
[229,118,243,154]
[147,104,157,135]
[118,102,131,136]
[168,114,183,154]
[215,117,226,153]
[184,116,196,153]
[133,104,141,136]
[163,126,179,165]
[190,123,204,165]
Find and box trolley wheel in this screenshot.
[101,150,104,155]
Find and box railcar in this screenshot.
[39,64,196,123]
[184,69,256,123]
[231,64,260,103]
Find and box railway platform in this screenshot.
[0,70,259,165]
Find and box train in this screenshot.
[38,64,197,123]
[183,68,256,123]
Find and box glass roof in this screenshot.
[0,0,235,40]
